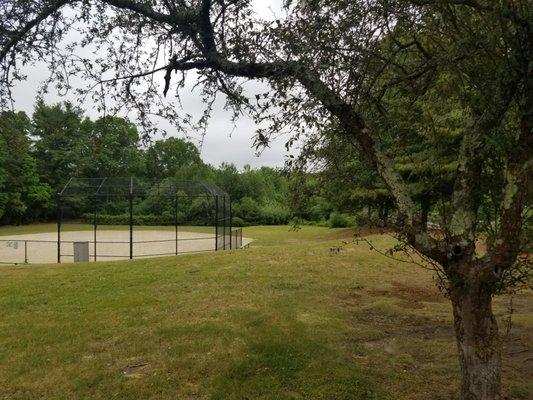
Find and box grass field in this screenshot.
[0,225,531,399]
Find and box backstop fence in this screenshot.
[0,177,247,265]
[0,227,244,265]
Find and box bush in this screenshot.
[303,218,329,227]
[82,212,185,226]
[231,216,245,227]
[234,197,260,224]
[258,202,291,225]
[188,197,214,225]
[328,212,355,228]
[307,196,333,221]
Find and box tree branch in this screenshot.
[447,79,518,260]
[488,107,533,271]
[102,0,198,27]
[0,0,72,62]
[166,51,442,259]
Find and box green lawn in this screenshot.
[0,225,531,399]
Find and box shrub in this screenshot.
[258,202,291,225]
[328,212,355,228]
[307,196,333,221]
[231,216,245,227]
[303,218,329,227]
[188,197,214,225]
[234,197,260,224]
[82,212,185,226]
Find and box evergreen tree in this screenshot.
[144,137,203,179]
[0,111,51,223]
[83,116,144,177]
[32,100,90,191]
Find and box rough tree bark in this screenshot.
[420,196,430,230]
[450,272,502,400]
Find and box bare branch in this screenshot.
[0,0,72,62]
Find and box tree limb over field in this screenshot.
[0,0,438,257]
[1,1,531,399]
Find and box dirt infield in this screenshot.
[0,230,251,264]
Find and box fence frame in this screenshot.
[0,179,248,265]
[55,177,234,263]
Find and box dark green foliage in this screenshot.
[0,137,7,218]
[258,203,291,225]
[188,197,215,225]
[231,216,245,227]
[82,116,145,178]
[145,137,203,179]
[306,196,333,222]
[296,118,455,229]
[0,111,52,224]
[231,198,292,226]
[234,197,261,225]
[32,101,90,191]
[0,101,372,228]
[328,212,355,228]
[82,213,177,226]
[0,101,298,226]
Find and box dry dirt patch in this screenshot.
[0,230,252,264]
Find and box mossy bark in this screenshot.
[450,280,501,400]
[420,196,430,230]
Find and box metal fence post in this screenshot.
[129,177,133,260]
[222,196,226,250]
[215,195,219,251]
[57,194,62,263]
[175,194,178,255]
[93,202,97,262]
[229,198,232,250]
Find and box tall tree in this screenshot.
[32,101,91,191]
[0,128,8,220]
[0,111,51,223]
[1,1,531,398]
[302,71,462,227]
[83,116,145,177]
[144,137,203,179]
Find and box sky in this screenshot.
[10,0,286,170]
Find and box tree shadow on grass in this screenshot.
[209,329,386,400]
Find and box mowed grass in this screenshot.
[0,226,531,400]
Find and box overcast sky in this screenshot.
[11,0,287,170]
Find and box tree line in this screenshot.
[0,101,355,227]
[1,100,529,239]
[0,101,285,225]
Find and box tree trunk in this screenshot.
[420,196,430,230]
[450,284,502,400]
